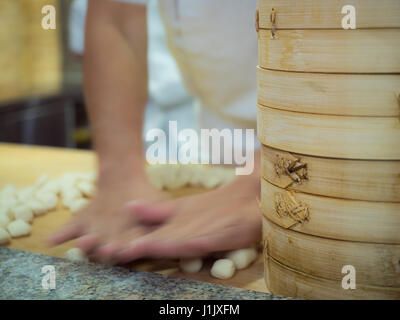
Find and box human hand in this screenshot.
[91,176,262,264]
[47,167,166,260]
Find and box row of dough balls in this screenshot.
[0,172,97,245]
[65,247,258,280]
[146,164,236,190]
[181,248,259,280]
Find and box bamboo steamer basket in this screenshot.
[257,105,400,160]
[264,254,400,300]
[261,179,400,244]
[257,67,400,117]
[261,145,400,202]
[263,218,400,287]
[257,0,400,29]
[258,29,400,73]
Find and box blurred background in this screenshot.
[0,0,195,150]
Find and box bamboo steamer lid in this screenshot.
[257,105,400,160]
[261,145,400,202]
[257,0,400,29]
[263,217,400,287]
[264,254,400,300]
[258,29,400,73]
[261,179,400,244]
[257,67,400,117]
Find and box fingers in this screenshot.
[126,199,177,225]
[187,224,260,254]
[115,227,206,263]
[75,233,100,253]
[47,221,83,246]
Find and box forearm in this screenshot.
[84,1,148,183]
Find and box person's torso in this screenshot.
[157,0,258,129]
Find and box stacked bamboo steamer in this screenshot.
[256,0,400,299]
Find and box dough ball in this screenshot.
[147,165,164,190]
[28,199,47,216]
[7,220,31,238]
[210,259,236,280]
[65,248,88,262]
[179,257,203,274]
[0,185,16,200]
[61,187,81,207]
[17,187,35,203]
[225,248,258,270]
[0,206,14,220]
[68,198,89,213]
[39,180,61,195]
[0,212,11,228]
[0,227,11,245]
[189,165,207,186]
[12,205,33,223]
[36,192,58,211]
[76,181,95,198]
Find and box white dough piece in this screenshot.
[0,185,16,200]
[12,205,33,223]
[189,166,207,186]
[0,227,11,244]
[179,257,203,274]
[0,197,18,209]
[200,171,222,189]
[61,187,81,207]
[0,212,10,228]
[28,198,47,216]
[76,181,95,197]
[0,206,14,220]
[68,198,89,213]
[17,187,35,203]
[65,248,89,262]
[147,165,165,190]
[7,220,31,238]
[225,248,258,270]
[210,259,236,280]
[36,192,58,211]
[39,179,61,195]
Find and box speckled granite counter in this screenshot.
[0,248,286,300]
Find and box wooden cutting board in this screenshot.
[0,143,268,293]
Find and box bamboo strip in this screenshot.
[263,218,400,287]
[261,179,400,243]
[264,254,400,300]
[258,0,400,29]
[257,67,400,117]
[258,29,400,73]
[261,145,400,202]
[257,105,400,160]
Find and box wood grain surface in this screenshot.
[263,218,400,287]
[261,145,400,202]
[258,29,400,73]
[258,0,400,29]
[257,67,400,116]
[261,179,400,244]
[0,143,268,293]
[264,254,400,300]
[257,105,400,160]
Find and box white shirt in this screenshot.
[114,0,258,134]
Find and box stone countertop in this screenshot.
[0,248,286,300]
